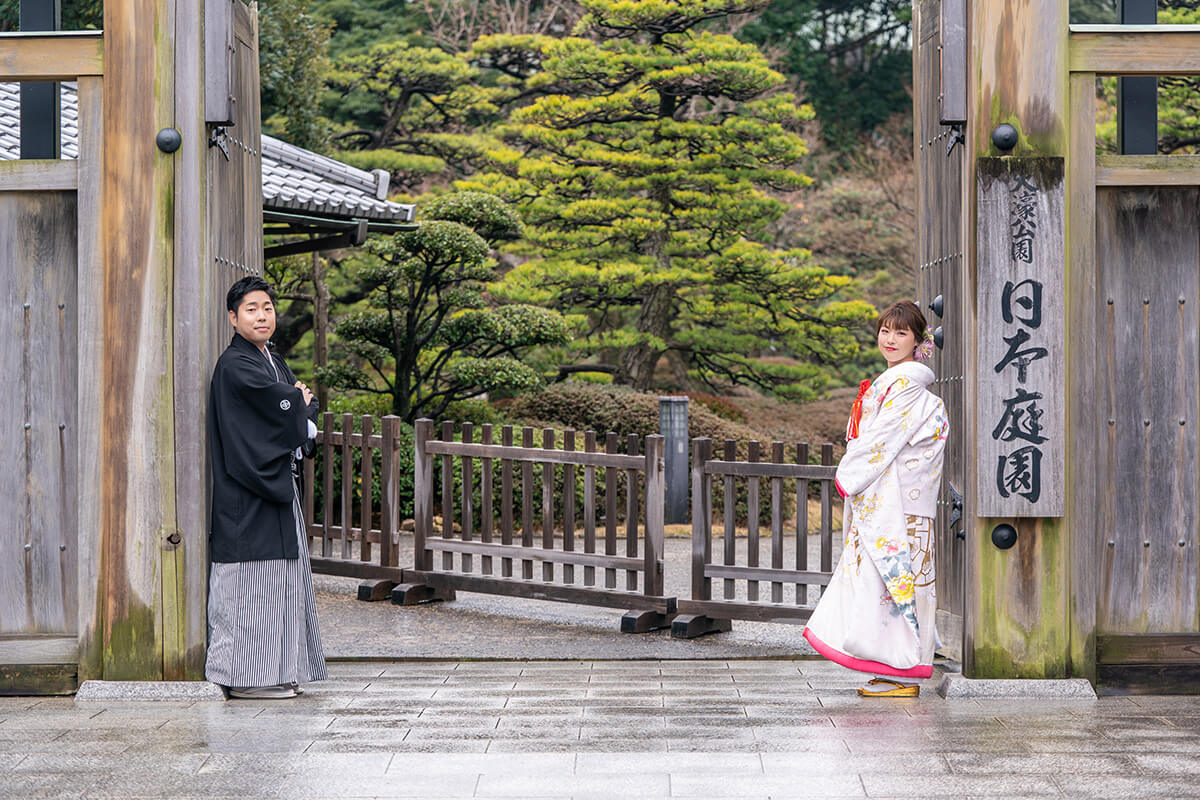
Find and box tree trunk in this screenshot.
[618,282,675,391]
[312,250,331,412]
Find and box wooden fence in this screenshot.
[672,437,839,638]
[305,413,407,592]
[303,414,842,635]
[401,419,675,631]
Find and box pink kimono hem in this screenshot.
[802,627,933,680]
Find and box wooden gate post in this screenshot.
[392,417,453,605]
[958,0,1072,679]
[671,437,731,639]
[620,434,675,632]
[357,415,401,601]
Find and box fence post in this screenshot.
[670,436,731,639]
[356,414,399,602]
[379,415,398,568]
[691,437,712,602]
[820,443,834,589]
[643,434,665,597]
[413,419,433,571]
[392,417,455,605]
[620,433,673,633]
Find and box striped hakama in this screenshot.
[205,480,328,688]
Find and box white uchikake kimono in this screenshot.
[803,361,949,679]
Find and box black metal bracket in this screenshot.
[946,123,965,157]
[208,126,231,160]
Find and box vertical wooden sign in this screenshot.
[976,157,1065,517]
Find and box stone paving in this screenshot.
[4,659,1200,799]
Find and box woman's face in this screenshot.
[877,322,916,368]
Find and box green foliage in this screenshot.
[439,398,508,427]
[325,39,507,187]
[259,0,334,150]
[0,0,101,31]
[460,0,873,399]
[312,0,422,58]
[503,382,794,522]
[312,414,416,525]
[317,192,572,422]
[738,1,913,149]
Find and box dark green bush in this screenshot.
[499,384,809,524]
[310,414,415,531]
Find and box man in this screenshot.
[205,276,327,699]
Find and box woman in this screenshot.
[802,301,949,697]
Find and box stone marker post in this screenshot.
[659,397,689,525]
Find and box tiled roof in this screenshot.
[262,134,411,222]
[0,82,413,224]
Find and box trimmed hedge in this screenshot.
[502,384,830,523]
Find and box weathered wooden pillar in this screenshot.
[83,0,209,681]
[963,0,1073,679]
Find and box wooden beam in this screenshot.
[1070,25,1200,75]
[0,635,78,665]
[425,439,643,470]
[404,569,677,613]
[169,0,213,682]
[704,460,837,480]
[1067,71,1098,683]
[1097,634,1200,665]
[0,32,103,79]
[1096,155,1200,186]
[0,159,76,191]
[674,599,812,624]
[98,0,175,681]
[74,75,104,683]
[703,564,832,586]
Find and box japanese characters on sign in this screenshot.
[977,159,1064,517]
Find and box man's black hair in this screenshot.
[226,276,278,313]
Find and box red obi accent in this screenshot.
[846,379,872,441]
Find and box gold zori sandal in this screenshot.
[857,677,920,697]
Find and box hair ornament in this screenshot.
[914,329,936,362]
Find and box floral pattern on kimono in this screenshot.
[803,361,948,679]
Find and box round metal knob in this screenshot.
[992,123,1019,152]
[156,128,183,153]
[991,524,1017,550]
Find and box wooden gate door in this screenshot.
[1093,186,1200,689]
[915,0,968,660]
[0,187,81,692]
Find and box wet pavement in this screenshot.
[313,533,832,660]
[3,659,1200,799]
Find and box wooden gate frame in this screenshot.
[672,438,839,638]
[399,419,675,632]
[918,1,1200,682]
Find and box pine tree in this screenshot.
[318,192,572,421]
[460,0,873,398]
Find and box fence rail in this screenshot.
[303,413,842,635]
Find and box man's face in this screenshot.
[229,290,276,349]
